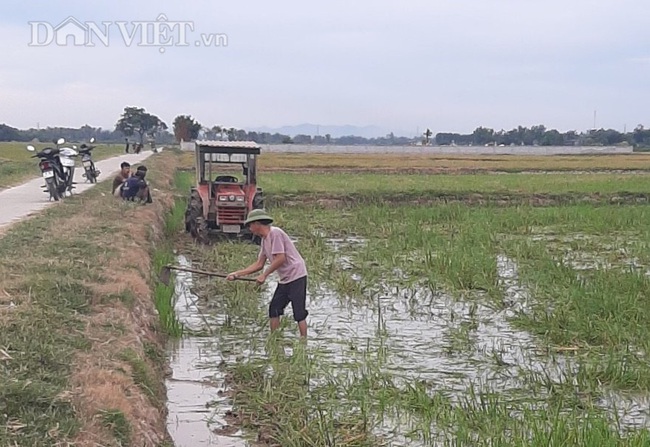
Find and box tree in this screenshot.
[633,125,650,146]
[472,127,495,145]
[0,124,21,141]
[540,129,563,146]
[172,115,202,142]
[115,106,168,144]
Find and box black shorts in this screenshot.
[269,276,308,322]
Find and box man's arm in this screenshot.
[259,253,286,280]
[228,253,266,279]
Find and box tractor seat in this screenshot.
[215,175,239,183]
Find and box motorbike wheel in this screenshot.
[46,178,60,201]
[85,167,97,184]
[57,175,67,197]
[67,167,75,193]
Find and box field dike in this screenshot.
[0,150,181,446]
[269,191,650,209]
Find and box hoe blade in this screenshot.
[159,266,172,286]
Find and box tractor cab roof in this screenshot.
[196,140,261,155]
[194,140,260,187]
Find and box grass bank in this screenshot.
[0,150,180,446]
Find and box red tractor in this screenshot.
[184,141,264,243]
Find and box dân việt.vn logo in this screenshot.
[28,14,228,53]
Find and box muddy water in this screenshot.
[165,255,248,447]
[317,238,570,392]
[167,236,650,445]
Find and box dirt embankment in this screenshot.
[269,191,650,208]
[0,151,179,446]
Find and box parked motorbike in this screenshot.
[26,138,67,201]
[56,138,79,196]
[77,137,100,183]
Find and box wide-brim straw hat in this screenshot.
[244,209,274,226]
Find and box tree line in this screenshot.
[2,106,650,148]
[433,125,647,147]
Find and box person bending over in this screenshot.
[227,209,309,338]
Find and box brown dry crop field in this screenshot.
[181,150,650,173]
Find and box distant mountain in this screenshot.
[247,123,413,139]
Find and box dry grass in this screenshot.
[257,153,650,172]
[178,150,650,173]
[0,150,178,446]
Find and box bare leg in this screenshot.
[270,317,281,331]
[297,320,307,338]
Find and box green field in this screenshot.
[260,172,650,196]
[176,167,650,446]
[0,142,126,188]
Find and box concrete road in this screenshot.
[0,150,154,232]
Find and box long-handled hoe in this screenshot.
[158,264,258,286]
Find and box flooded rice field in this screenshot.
[164,223,650,446]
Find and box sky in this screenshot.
[0,0,649,136]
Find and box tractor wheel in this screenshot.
[184,195,195,232]
[185,191,202,232]
[192,216,210,245]
[253,192,264,210]
[186,193,209,244]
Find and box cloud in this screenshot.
[1,0,649,132]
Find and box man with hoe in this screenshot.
[227,209,309,338]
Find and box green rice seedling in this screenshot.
[151,248,183,337]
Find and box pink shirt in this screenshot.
[259,227,307,284]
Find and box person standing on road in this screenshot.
[227,209,309,338]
